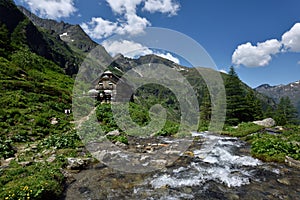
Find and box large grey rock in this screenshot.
[106,130,120,137]
[253,118,276,127]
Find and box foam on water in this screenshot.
[150,132,262,189]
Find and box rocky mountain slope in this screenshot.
[18,6,97,53]
[255,80,300,114]
[0,0,111,76]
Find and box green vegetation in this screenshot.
[222,122,264,137]
[274,96,298,125]
[95,102,181,138]
[249,125,300,162]
[222,122,300,163]
[0,7,84,198]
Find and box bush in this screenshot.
[39,131,81,149]
[251,133,300,162]
[0,138,16,159]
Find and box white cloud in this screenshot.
[155,52,180,64]
[106,0,143,15]
[102,40,153,58]
[102,40,180,64]
[81,17,118,39]
[297,61,300,65]
[232,22,300,67]
[232,39,282,67]
[143,0,180,16]
[117,13,150,35]
[21,0,77,19]
[282,23,300,52]
[81,0,180,40]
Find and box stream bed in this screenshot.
[63,132,300,200]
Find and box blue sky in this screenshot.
[14,0,300,88]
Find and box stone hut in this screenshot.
[93,70,133,103]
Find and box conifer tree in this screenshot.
[0,22,10,58]
[274,96,298,125]
[225,66,249,125]
[200,88,211,128]
[245,90,263,121]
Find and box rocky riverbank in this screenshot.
[62,132,300,200]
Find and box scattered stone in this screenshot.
[275,126,284,131]
[51,117,59,125]
[19,161,32,167]
[182,187,193,194]
[165,150,181,155]
[46,155,56,163]
[60,169,76,185]
[285,156,300,169]
[115,141,127,148]
[66,158,93,170]
[227,194,240,200]
[106,130,120,137]
[253,118,276,127]
[184,151,194,157]
[1,157,14,167]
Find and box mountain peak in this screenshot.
[255,84,272,89]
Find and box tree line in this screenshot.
[200,66,298,126]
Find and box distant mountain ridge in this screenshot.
[255,80,300,115]
[18,6,98,53]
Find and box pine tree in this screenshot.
[275,96,298,125]
[200,88,211,128]
[0,22,10,58]
[245,90,263,121]
[225,66,249,125]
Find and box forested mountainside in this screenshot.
[256,80,300,118]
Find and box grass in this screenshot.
[221,122,264,137]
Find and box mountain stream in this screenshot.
[63,132,300,200]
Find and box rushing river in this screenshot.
[63,132,300,200]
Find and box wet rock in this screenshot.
[285,156,300,169]
[182,187,193,194]
[253,118,275,127]
[78,186,91,194]
[277,178,291,185]
[184,151,194,157]
[227,194,240,200]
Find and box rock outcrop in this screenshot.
[253,118,276,127]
